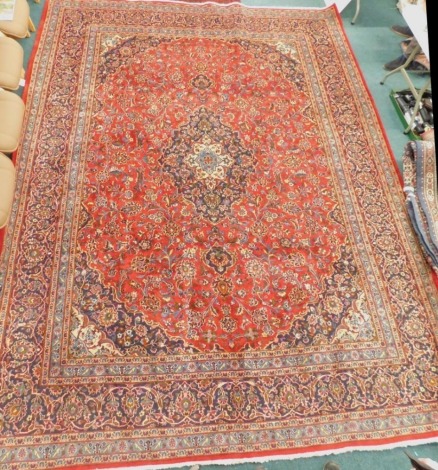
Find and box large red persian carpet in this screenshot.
[0,0,437,468]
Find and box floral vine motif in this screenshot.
[76,34,348,352]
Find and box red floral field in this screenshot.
[0,1,437,468]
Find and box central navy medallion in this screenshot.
[160,107,256,223]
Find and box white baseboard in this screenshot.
[324,0,354,12]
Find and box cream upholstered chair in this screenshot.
[0,88,25,154]
[0,0,36,39]
[0,32,25,90]
[0,152,16,230]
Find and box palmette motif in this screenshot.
[0,1,437,468]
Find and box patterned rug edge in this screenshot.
[1,1,437,468]
[56,435,438,470]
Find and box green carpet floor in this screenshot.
[16,0,436,468]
